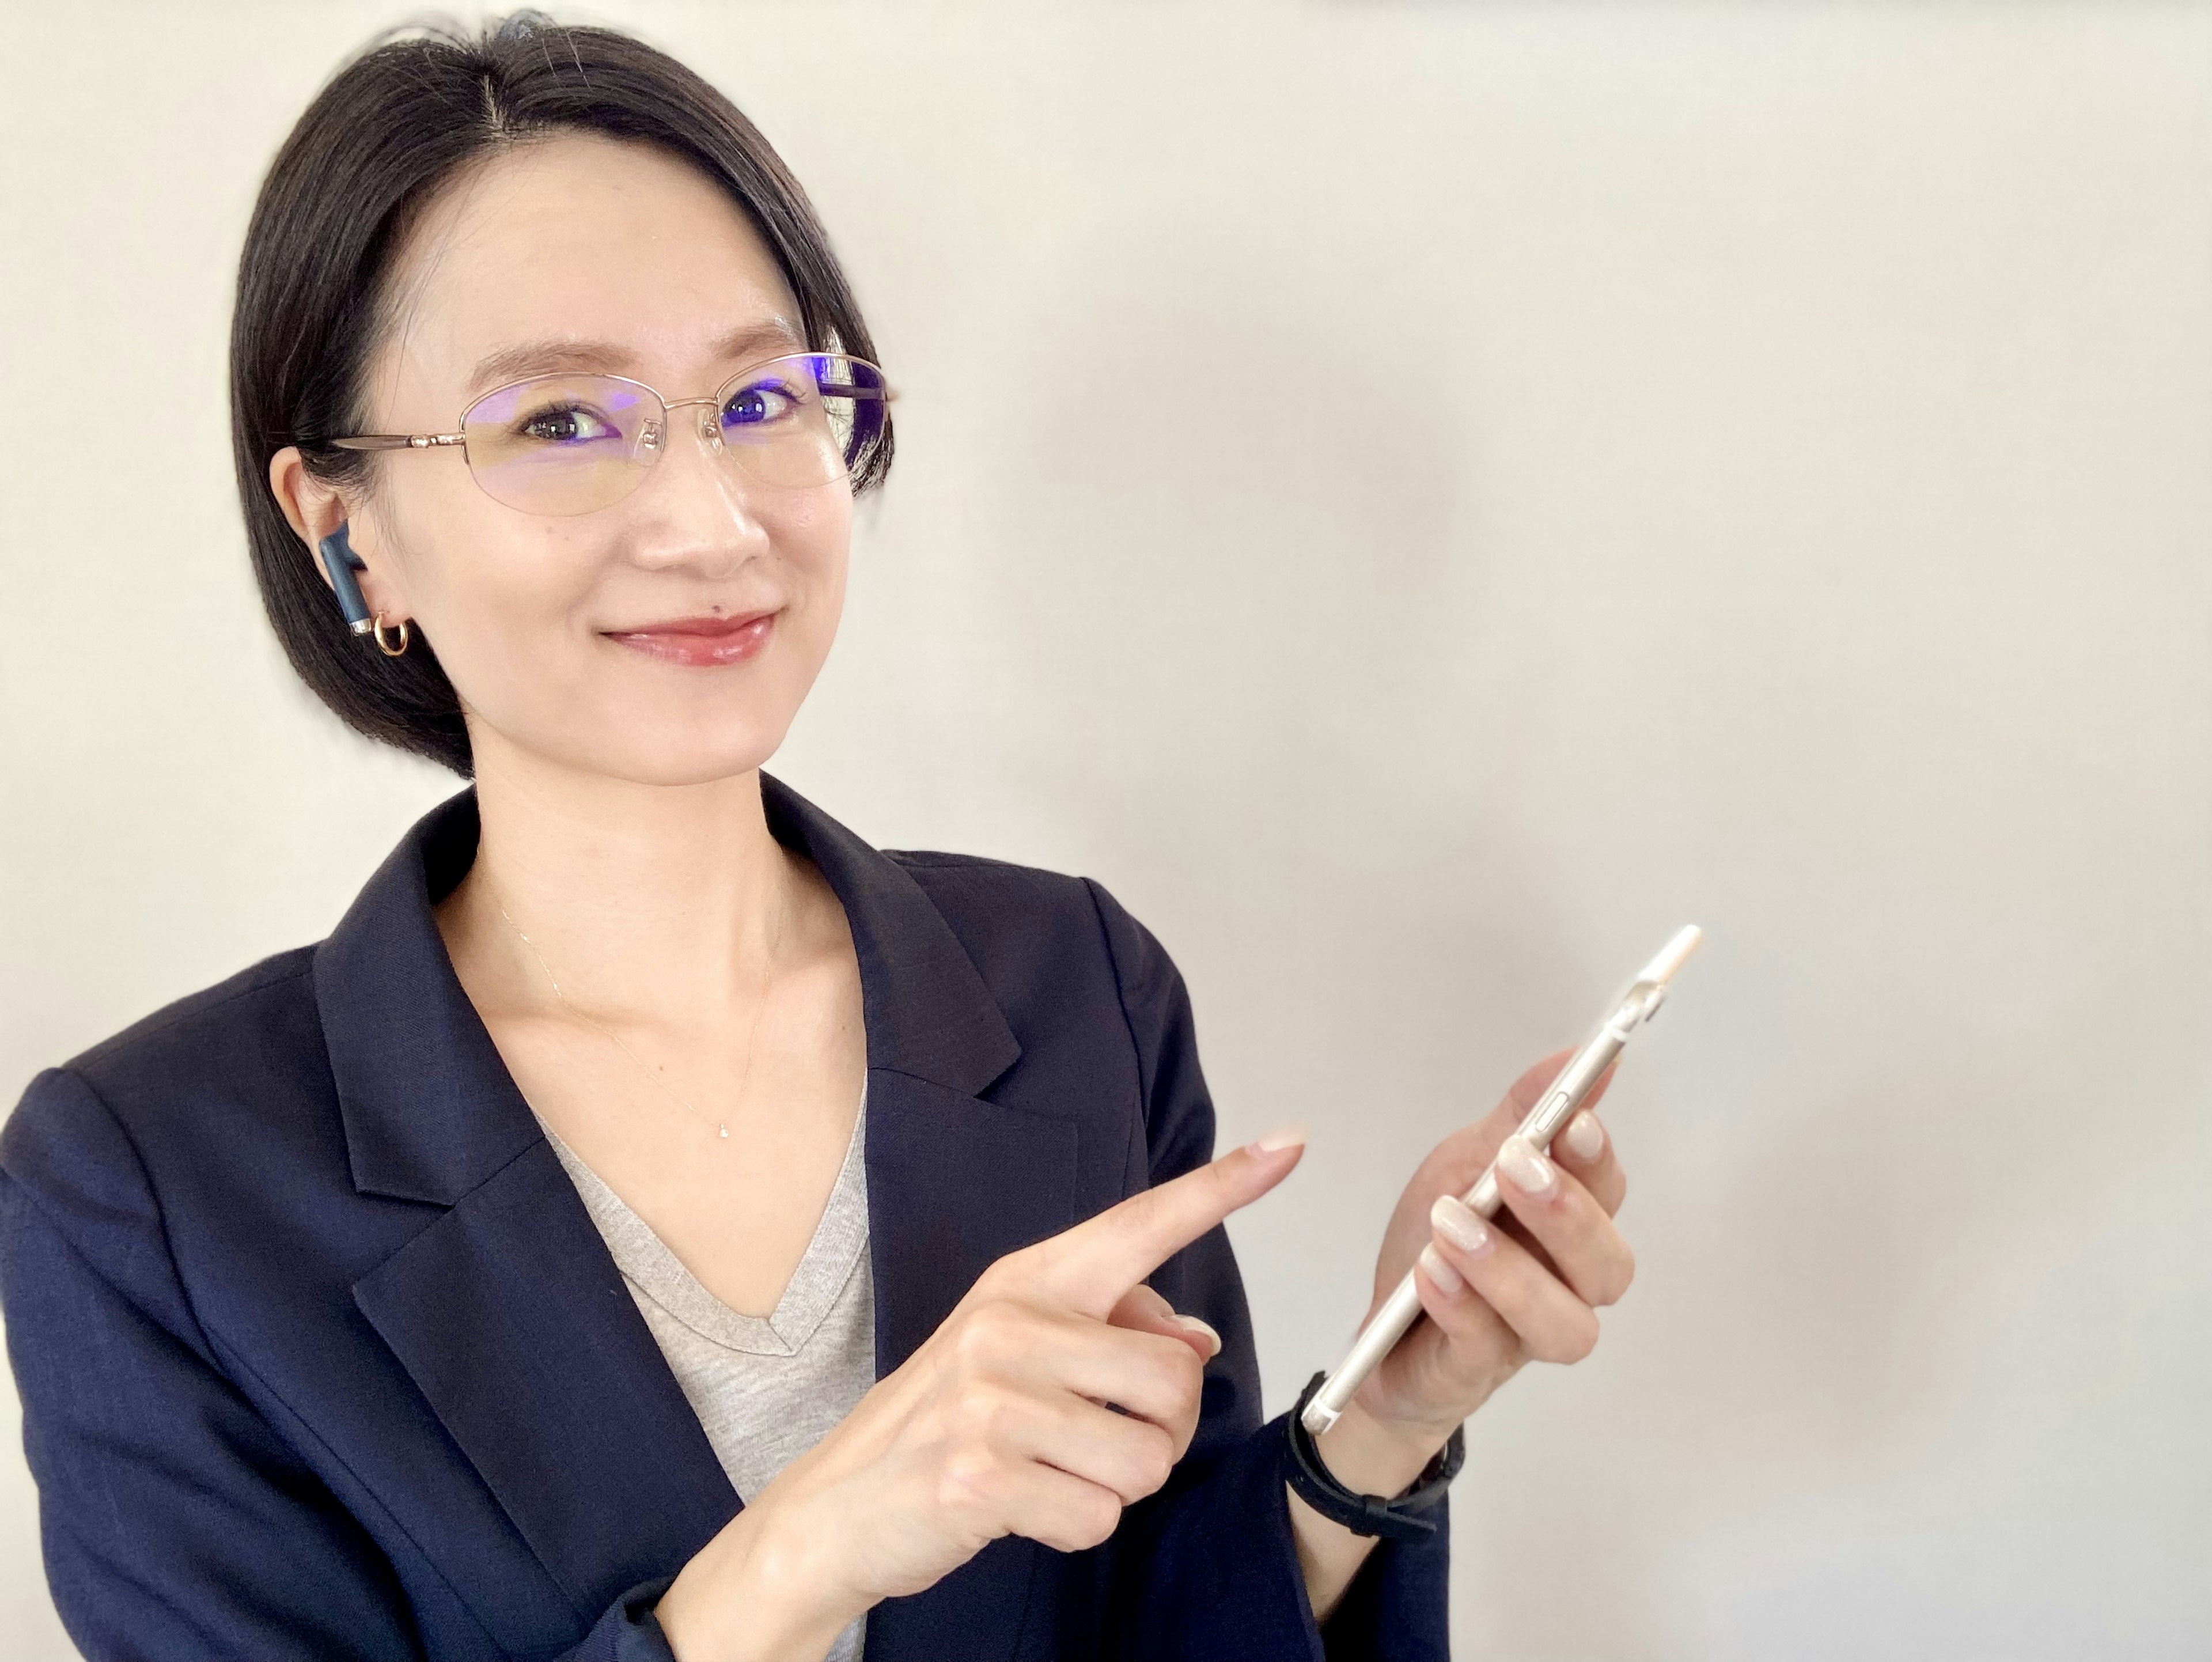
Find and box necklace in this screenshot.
[495,884,785,1143]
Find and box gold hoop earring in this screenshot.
[372,614,411,657]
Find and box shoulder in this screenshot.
[47,944,320,1107]
[2,945,324,1202]
[882,845,1096,909]
[882,848,1182,1011]
[66,946,320,1078]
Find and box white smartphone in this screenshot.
[1299,925,1704,1437]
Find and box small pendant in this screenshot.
[718,1122,730,1139]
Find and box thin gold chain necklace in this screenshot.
[495,887,785,1142]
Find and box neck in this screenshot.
[441,730,794,1031]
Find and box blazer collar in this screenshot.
[316,772,1022,1206]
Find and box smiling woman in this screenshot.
[236,41,888,782]
[0,11,1642,1662]
[273,125,885,772]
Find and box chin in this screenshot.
[464,638,830,786]
[590,715,798,789]
[471,691,794,788]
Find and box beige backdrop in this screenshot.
[3,3,2207,1657]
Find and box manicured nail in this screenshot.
[1173,1314,1222,1358]
[1497,1135,1559,1199]
[1418,1243,1465,1296]
[1249,1122,1308,1153]
[1562,1111,1605,1162]
[1429,1193,1493,1255]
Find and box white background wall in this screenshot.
[3,3,2206,1656]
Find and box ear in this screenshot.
[267,446,410,624]
[268,444,347,554]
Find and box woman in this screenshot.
[0,14,1636,1660]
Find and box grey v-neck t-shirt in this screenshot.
[541,1087,875,1662]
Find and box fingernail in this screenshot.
[1418,1242,1465,1296]
[1497,1135,1559,1200]
[1248,1122,1308,1154]
[1563,1111,1605,1162]
[1173,1314,1222,1358]
[1429,1193,1493,1255]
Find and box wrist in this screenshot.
[656,1493,865,1662]
[1313,1396,1455,1500]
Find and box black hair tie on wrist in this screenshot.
[1283,1371,1465,1541]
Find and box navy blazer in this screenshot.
[1,777,1449,1660]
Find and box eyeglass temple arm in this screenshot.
[325,431,464,451]
[328,433,467,451]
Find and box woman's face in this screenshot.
[324,132,853,786]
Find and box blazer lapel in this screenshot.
[351,1144,737,1616]
[320,792,735,1622]
[856,1069,1079,1659]
[755,775,1075,1369]
[860,1069,1078,1374]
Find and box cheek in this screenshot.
[772,486,853,638]
[386,487,599,701]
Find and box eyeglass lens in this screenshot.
[459,353,887,517]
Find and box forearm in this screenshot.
[1286,1403,1449,1623]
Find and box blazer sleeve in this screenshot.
[1077,881,1452,1662]
[0,1066,681,1662]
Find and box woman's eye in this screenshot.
[721,381,803,429]
[519,404,619,444]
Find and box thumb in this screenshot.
[1026,1125,1306,1315]
[1108,1284,1222,1364]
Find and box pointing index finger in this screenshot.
[1029,1126,1306,1315]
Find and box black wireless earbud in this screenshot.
[316,523,376,636]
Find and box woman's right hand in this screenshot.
[654,1127,1308,1662]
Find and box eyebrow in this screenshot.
[464,316,807,398]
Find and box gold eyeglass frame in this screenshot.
[325,350,893,510]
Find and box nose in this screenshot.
[623,397,771,577]
[632,402,733,461]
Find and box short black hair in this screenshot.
[230,10,892,777]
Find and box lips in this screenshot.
[603,609,777,667]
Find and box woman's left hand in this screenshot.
[1343,1050,1636,1452]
